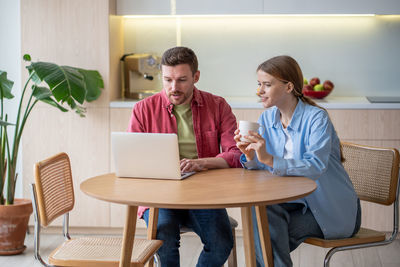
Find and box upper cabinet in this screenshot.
[263,0,400,15]
[117,0,170,15]
[117,0,400,15]
[175,0,263,15]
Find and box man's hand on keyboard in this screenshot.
[180,158,208,173]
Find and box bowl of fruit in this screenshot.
[302,77,334,99]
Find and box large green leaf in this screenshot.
[30,62,86,104]
[26,65,43,84]
[32,85,52,99]
[32,85,68,112]
[0,71,14,99]
[78,69,104,102]
[28,62,104,115]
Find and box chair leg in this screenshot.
[227,228,238,267]
[31,183,53,267]
[324,247,339,267]
[153,253,161,267]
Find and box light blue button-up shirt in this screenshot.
[241,100,358,239]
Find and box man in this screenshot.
[128,46,242,266]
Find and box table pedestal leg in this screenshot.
[146,208,159,267]
[255,205,274,267]
[241,207,256,267]
[120,205,138,267]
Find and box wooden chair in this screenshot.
[30,152,163,267]
[180,215,238,267]
[304,142,400,267]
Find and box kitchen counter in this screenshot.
[110,96,400,109]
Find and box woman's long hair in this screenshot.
[257,55,325,110]
[257,55,344,162]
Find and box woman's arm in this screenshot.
[244,111,335,179]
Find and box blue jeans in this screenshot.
[142,208,233,267]
[252,200,362,267]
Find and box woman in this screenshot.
[234,55,361,267]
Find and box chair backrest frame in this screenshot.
[34,152,75,227]
[341,142,400,206]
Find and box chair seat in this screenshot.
[180,215,238,233]
[49,236,162,267]
[304,227,386,248]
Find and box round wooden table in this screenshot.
[81,168,316,267]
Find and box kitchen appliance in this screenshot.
[120,53,162,99]
[367,96,400,103]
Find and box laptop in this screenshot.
[111,132,196,179]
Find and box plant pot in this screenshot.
[0,198,33,255]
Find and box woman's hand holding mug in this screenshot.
[235,120,273,167]
[235,120,264,161]
[234,128,255,161]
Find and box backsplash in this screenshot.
[123,15,400,97]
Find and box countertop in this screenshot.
[110,96,400,109]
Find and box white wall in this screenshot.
[0,0,22,198]
[124,15,400,98]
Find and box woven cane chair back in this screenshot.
[341,142,399,205]
[34,152,74,227]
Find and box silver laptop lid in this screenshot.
[111,132,182,179]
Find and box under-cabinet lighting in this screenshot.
[122,14,376,19]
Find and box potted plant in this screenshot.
[0,54,104,255]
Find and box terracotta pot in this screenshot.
[0,198,33,255]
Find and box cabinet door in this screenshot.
[328,110,400,141]
[117,0,400,15]
[263,0,400,14]
[176,0,263,15]
[117,0,170,15]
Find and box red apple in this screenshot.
[323,80,334,92]
[309,77,320,87]
[302,84,314,92]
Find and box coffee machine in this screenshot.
[120,53,162,99]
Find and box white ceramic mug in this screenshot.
[238,120,265,142]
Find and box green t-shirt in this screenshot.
[173,104,198,159]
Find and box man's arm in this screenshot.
[128,102,145,132]
[215,98,242,168]
[182,97,242,172]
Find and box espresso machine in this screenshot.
[120,53,162,99]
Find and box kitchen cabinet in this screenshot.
[263,0,400,15]
[117,0,170,15]
[116,0,400,15]
[175,0,263,15]
[116,0,264,15]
